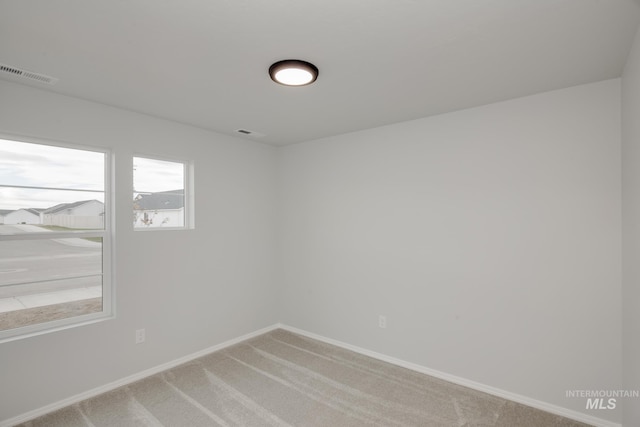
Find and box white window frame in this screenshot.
[0,134,114,343]
[133,154,194,231]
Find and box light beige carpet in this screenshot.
[17,329,592,426]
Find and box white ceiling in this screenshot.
[1,0,639,146]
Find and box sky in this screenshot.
[0,139,184,211]
[133,156,184,195]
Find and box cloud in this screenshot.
[133,156,184,194]
[0,140,185,211]
[0,138,104,210]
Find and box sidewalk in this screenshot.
[0,286,101,314]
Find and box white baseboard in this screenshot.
[279,324,621,427]
[3,323,621,427]
[0,324,280,427]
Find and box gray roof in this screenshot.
[24,208,43,215]
[44,199,103,214]
[134,190,184,210]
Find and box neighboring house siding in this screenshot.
[2,209,41,225]
[0,209,9,224]
[133,189,184,228]
[65,201,103,216]
[43,200,104,229]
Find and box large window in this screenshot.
[0,136,111,342]
[133,156,192,229]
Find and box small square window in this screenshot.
[133,156,192,230]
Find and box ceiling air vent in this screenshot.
[0,63,59,85]
[236,129,265,138]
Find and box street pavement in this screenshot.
[0,224,102,313]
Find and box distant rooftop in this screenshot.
[0,207,45,216]
[43,199,103,214]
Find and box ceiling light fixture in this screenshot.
[269,60,318,86]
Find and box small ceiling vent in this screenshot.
[236,129,265,138]
[0,63,59,85]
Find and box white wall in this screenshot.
[68,200,104,216]
[622,26,640,427]
[3,209,40,225]
[0,80,279,421]
[44,200,105,228]
[44,215,103,229]
[0,74,627,424]
[279,79,622,423]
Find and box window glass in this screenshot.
[0,137,110,341]
[133,156,186,229]
[0,138,103,191]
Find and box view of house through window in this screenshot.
[0,137,110,339]
[133,156,186,229]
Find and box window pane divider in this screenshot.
[0,183,104,193]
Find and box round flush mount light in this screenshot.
[269,60,318,86]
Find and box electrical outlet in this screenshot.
[135,328,145,344]
[378,315,387,329]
